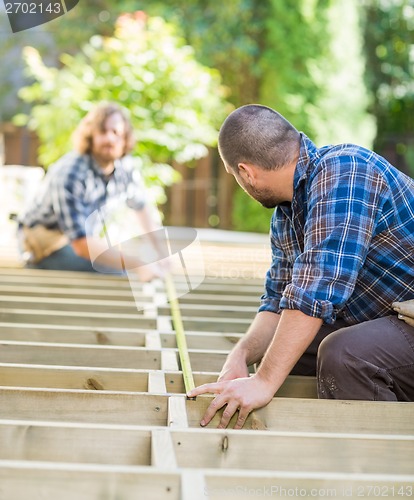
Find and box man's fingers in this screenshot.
[392,300,414,318]
[187,382,222,398]
[234,408,251,430]
[200,394,227,427]
[217,402,240,429]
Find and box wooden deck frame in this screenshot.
[0,267,413,498]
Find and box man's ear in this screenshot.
[237,163,256,185]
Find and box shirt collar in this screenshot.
[293,132,319,191]
[89,155,120,180]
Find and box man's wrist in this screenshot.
[227,344,249,365]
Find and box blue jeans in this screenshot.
[27,244,121,274]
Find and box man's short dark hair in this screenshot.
[218,104,300,171]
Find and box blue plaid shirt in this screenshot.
[259,133,414,325]
[22,152,147,241]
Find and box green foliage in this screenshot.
[14,12,231,202]
[232,188,273,233]
[259,0,331,135]
[122,0,267,106]
[362,0,414,175]
[305,0,376,148]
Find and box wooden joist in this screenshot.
[1,388,413,436]
[0,364,317,397]
[0,420,413,474]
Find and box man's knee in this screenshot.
[317,329,349,397]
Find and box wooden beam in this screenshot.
[169,428,414,475]
[0,463,411,500]
[0,464,181,500]
[157,303,257,319]
[148,371,167,394]
[0,388,169,425]
[0,323,148,346]
[160,331,241,350]
[0,295,147,314]
[168,396,188,428]
[0,363,149,392]
[145,332,162,350]
[161,351,179,371]
[0,284,145,302]
[2,419,410,475]
[181,469,206,500]
[0,421,152,465]
[180,293,258,307]
[0,364,317,398]
[0,341,162,369]
[203,470,414,498]
[182,317,250,333]
[151,429,177,468]
[1,388,411,435]
[0,309,157,329]
[186,397,414,435]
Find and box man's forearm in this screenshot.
[230,311,281,366]
[256,309,322,392]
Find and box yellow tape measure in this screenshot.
[164,274,196,396]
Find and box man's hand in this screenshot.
[187,374,275,429]
[217,352,249,382]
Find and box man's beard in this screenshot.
[248,184,280,209]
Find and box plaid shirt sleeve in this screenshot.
[51,162,90,241]
[261,155,389,324]
[259,223,293,314]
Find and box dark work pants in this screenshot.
[27,244,121,274]
[290,316,414,402]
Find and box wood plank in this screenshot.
[0,341,162,369]
[158,303,257,319]
[0,309,157,328]
[148,371,167,394]
[0,295,147,314]
[0,464,181,500]
[203,471,414,499]
[0,271,134,290]
[180,293,258,307]
[151,429,177,468]
[182,317,250,333]
[0,324,242,350]
[0,363,149,392]
[162,350,179,371]
[0,364,317,398]
[0,284,145,302]
[186,284,263,296]
[1,419,408,475]
[164,373,317,399]
[145,332,162,350]
[4,386,411,437]
[170,428,414,475]
[0,421,151,465]
[168,396,188,428]
[1,463,412,500]
[181,469,206,500]
[160,331,241,350]
[0,388,169,425]
[0,323,148,346]
[186,397,414,435]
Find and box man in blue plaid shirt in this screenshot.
[20,102,164,281]
[189,104,414,428]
